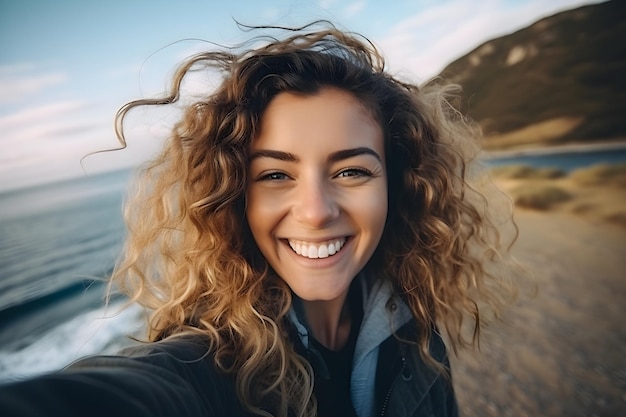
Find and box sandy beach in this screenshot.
[451,207,626,416]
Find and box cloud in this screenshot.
[259,6,281,20]
[0,100,109,180]
[0,93,174,191]
[377,0,599,80]
[0,101,85,131]
[7,122,98,146]
[318,0,339,9]
[0,63,35,75]
[344,1,366,17]
[0,64,67,103]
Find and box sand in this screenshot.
[451,209,626,417]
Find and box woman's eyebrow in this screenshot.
[249,147,382,163]
[328,147,382,163]
[249,149,299,162]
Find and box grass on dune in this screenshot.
[489,162,626,223]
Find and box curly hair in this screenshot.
[110,22,517,417]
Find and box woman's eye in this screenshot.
[258,172,289,181]
[336,168,372,178]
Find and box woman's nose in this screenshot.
[292,179,339,228]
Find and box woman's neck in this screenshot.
[302,291,352,351]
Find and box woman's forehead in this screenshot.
[251,89,384,157]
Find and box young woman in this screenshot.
[0,23,516,417]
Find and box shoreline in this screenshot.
[481,140,626,159]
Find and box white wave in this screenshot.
[0,302,146,383]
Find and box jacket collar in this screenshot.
[353,272,412,368]
[287,271,413,417]
[286,272,412,357]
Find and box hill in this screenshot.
[439,0,626,150]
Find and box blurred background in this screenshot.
[1,1,624,416]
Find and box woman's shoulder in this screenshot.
[114,333,216,364]
[1,334,248,417]
[78,334,244,408]
[65,334,220,380]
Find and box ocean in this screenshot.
[482,142,626,171]
[1,146,625,383]
[0,169,145,382]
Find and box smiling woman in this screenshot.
[247,89,388,318]
[0,22,518,417]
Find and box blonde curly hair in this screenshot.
[111,22,517,417]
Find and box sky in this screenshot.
[0,0,604,192]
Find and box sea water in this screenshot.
[0,169,145,382]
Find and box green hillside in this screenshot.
[439,0,626,150]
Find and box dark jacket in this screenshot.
[0,337,247,417]
[0,329,456,417]
[0,277,457,417]
[374,323,458,417]
[0,332,456,417]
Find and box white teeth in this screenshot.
[287,238,346,259]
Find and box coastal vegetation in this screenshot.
[491,163,626,226]
[440,0,626,150]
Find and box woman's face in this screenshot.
[246,88,388,303]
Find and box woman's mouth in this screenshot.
[287,238,347,259]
